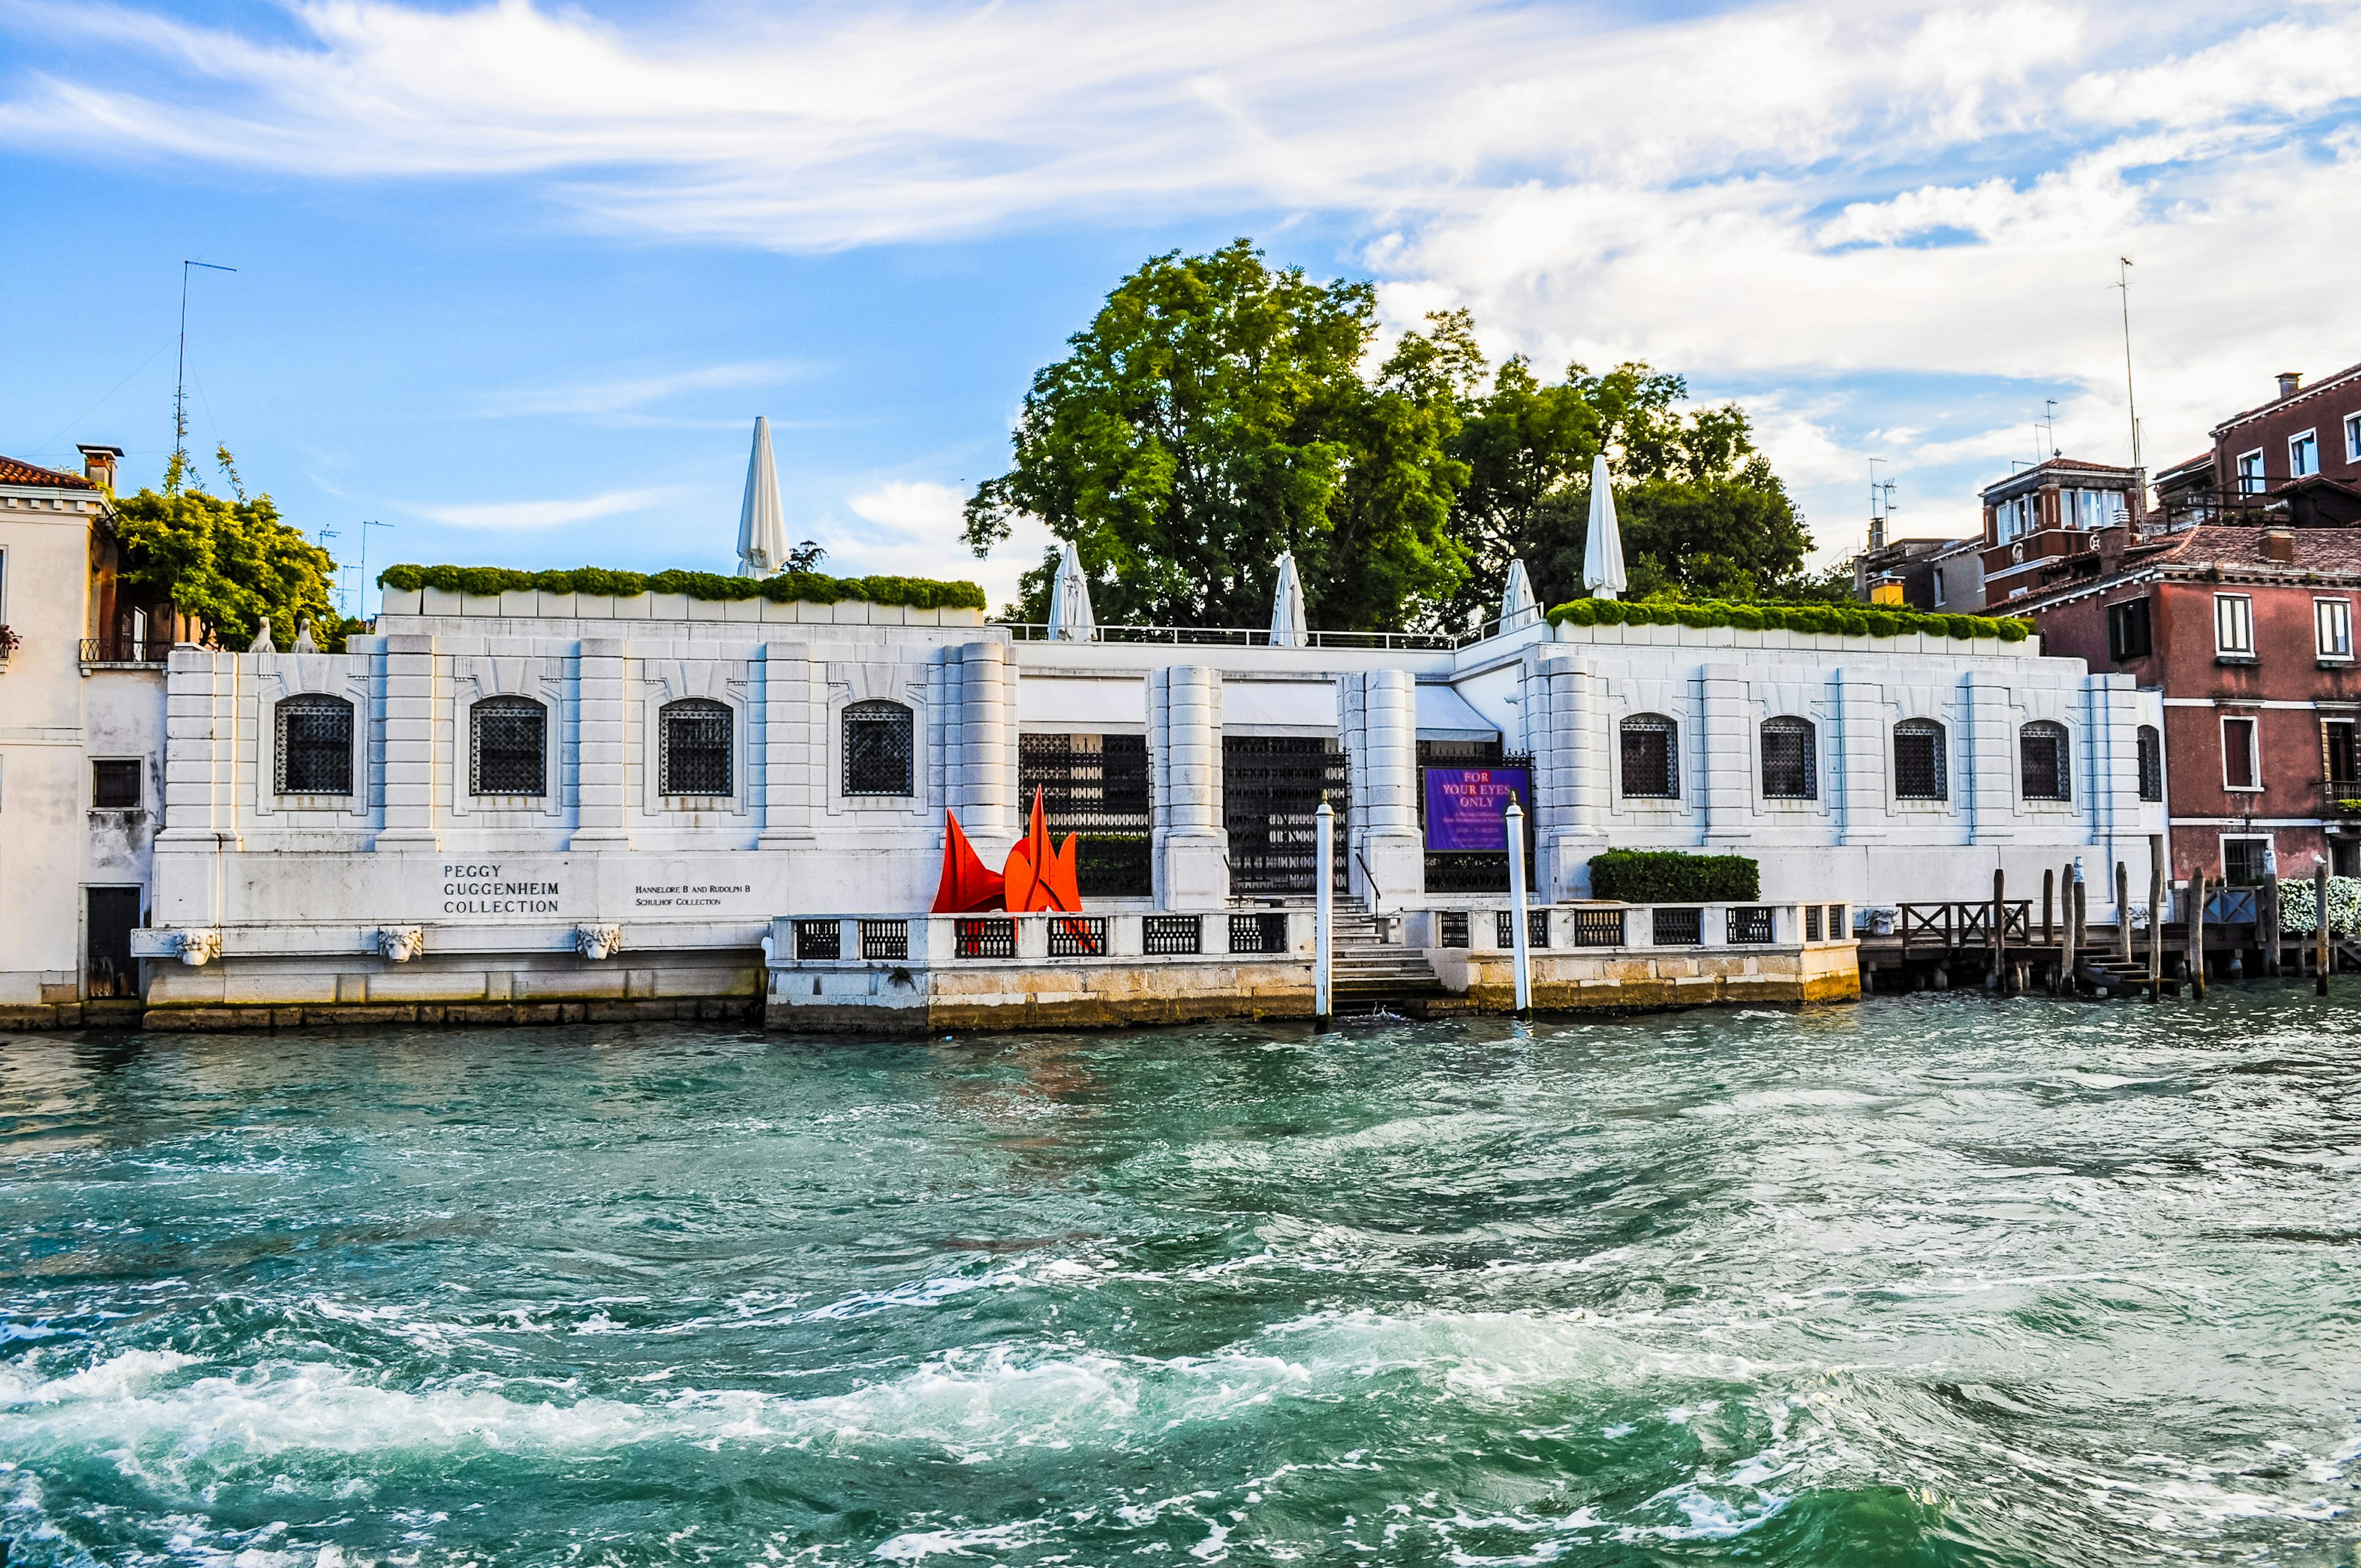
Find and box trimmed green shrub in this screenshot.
[378,563,987,612]
[1588,849,1761,903]
[1544,595,2031,643]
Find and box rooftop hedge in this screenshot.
[1548,596,2031,641]
[376,563,987,612]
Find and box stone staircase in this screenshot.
[1326,909,1465,1017]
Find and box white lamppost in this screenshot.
[1506,796,1532,1019]
[1315,797,1334,1031]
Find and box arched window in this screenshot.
[471,697,547,796]
[1894,718,1947,801]
[660,700,734,796]
[2137,724,2164,802]
[1619,713,1678,799]
[1761,716,1817,800]
[275,695,353,796]
[844,701,916,796]
[2020,720,2070,801]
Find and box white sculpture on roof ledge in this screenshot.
[1582,454,1627,601]
[737,416,789,578]
[1270,552,1307,647]
[1047,539,1096,642]
[1500,558,1540,632]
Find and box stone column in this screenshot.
[569,637,628,848]
[1531,652,1604,898]
[757,641,814,847]
[1699,660,1750,845]
[954,642,1016,839]
[377,633,438,848]
[1150,665,1227,909]
[1346,669,1422,909]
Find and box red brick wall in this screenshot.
[2214,378,2361,488]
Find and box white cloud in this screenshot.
[469,360,810,420]
[839,478,1051,613]
[413,485,678,529]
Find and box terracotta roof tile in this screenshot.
[0,455,97,490]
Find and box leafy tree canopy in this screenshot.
[114,448,341,651]
[966,242,1825,632]
[962,239,1469,630]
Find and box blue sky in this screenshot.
[4,0,2359,619]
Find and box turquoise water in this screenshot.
[3,994,2358,1566]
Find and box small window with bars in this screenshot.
[1496,909,1553,949]
[1228,912,1289,954]
[1825,904,1848,940]
[2222,836,2271,887]
[1570,908,1624,947]
[1894,719,1947,801]
[1727,906,1775,944]
[1653,907,1703,945]
[1438,911,1470,949]
[660,700,733,796]
[859,919,908,961]
[275,695,354,796]
[92,759,141,809]
[1760,716,1816,800]
[1620,713,1678,799]
[794,919,842,960]
[1805,904,1823,941]
[1143,914,1202,954]
[2019,721,2070,802]
[2137,725,2164,801]
[471,697,547,796]
[843,701,914,796]
[955,917,1016,959]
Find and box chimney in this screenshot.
[2097,523,2129,575]
[2263,529,2296,563]
[2277,371,2303,400]
[76,443,122,491]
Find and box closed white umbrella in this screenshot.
[1047,539,1097,641]
[1270,552,1308,647]
[1582,453,1627,601]
[737,416,788,577]
[1500,557,1540,631]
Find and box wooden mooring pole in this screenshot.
[2065,868,2085,994]
[2261,873,2281,980]
[2116,861,2133,965]
[2318,860,2333,998]
[2147,836,2165,999]
[1990,868,2006,992]
[2188,871,2208,1001]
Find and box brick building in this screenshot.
[2153,364,2361,529]
[1977,456,2145,609]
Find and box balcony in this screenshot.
[79,635,173,670]
[2327,779,2361,817]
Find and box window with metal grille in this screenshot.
[1760,716,1816,800]
[1228,912,1289,954]
[1495,909,1552,948]
[1143,914,1202,955]
[955,917,1016,959]
[471,697,547,796]
[2222,837,2270,887]
[794,919,842,960]
[1224,735,1348,895]
[842,701,913,796]
[1571,908,1624,947]
[1620,714,1678,799]
[859,919,908,960]
[1438,911,1470,949]
[275,695,354,795]
[1728,906,1774,944]
[2137,725,2164,801]
[92,759,141,809]
[662,700,733,796]
[2020,721,2070,802]
[1805,904,1823,941]
[1893,719,1947,801]
[1048,916,1107,957]
[1827,903,1847,938]
[1653,907,1702,945]
[2107,597,2151,662]
[1020,733,1150,895]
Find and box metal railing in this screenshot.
[79,636,172,665]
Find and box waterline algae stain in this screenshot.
[2,996,2357,1563]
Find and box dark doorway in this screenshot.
[1222,735,1347,896]
[86,886,142,999]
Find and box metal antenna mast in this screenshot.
[173,259,237,489]
[2116,258,2140,470]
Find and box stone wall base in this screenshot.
[140,997,763,1032]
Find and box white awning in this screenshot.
[1416,683,1500,742]
[1016,676,1147,731]
[1223,681,1337,734]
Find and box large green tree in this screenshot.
[963,240,1469,630]
[114,449,340,651]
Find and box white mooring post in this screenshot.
[1315,798,1334,1031]
[1506,796,1533,1020]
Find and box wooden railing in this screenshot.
[1897,901,2033,951]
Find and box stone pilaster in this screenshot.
[1832,667,1887,846]
[152,647,234,927]
[376,633,438,848]
[1150,665,1227,909]
[954,642,1016,838]
[569,636,627,848]
[1964,670,2012,845]
[1343,669,1422,909]
[1699,661,1750,844]
[757,641,814,847]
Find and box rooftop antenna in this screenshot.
[2116,257,2141,471]
[2038,398,2059,460]
[359,519,394,622]
[1867,459,1889,549]
[172,259,237,491]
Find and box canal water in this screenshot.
[3,994,2357,1566]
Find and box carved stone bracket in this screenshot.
[175,929,221,967]
[573,924,623,960]
[377,927,425,963]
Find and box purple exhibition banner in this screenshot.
[1423,767,1531,851]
